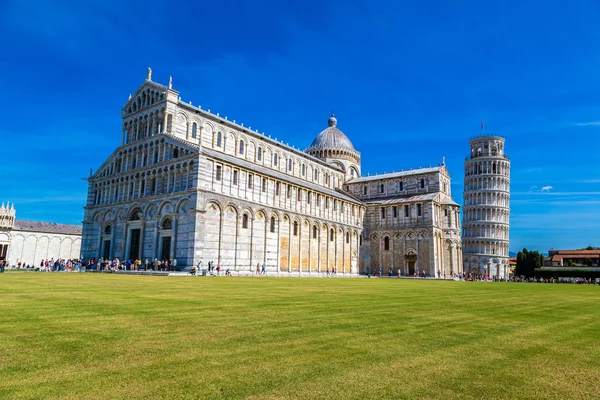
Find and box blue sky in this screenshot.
[1,0,599,253]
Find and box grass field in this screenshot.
[1,273,599,399]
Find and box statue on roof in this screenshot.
[147,67,152,81]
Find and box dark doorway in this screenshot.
[161,237,171,261]
[103,240,111,260]
[129,229,141,260]
[408,260,416,275]
[0,244,7,261]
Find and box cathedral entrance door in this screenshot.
[0,244,7,261]
[408,261,415,276]
[129,229,141,260]
[161,237,171,261]
[102,240,111,260]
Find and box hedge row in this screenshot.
[534,268,600,279]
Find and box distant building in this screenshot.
[81,72,462,276]
[346,168,461,276]
[545,250,600,267]
[0,203,82,267]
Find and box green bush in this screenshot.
[534,268,600,279]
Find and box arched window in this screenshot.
[384,236,390,251]
[162,218,172,229]
[239,140,245,155]
[216,132,222,147]
[270,217,276,233]
[314,170,318,181]
[257,147,262,161]
[346,232,350,243]
[191,123,197,139]
[350,168,355,177]
[359,234,363,246]
[129,210,141,221]
[288,159,293,171]
[273,153,278,166]
[104,225,112,234]
[293,221,298,236]
[242,214,249,229]
[301,164,306,176]
[330,229,334,241]
[312,225,317,239]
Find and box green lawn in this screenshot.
[1,274,599,399]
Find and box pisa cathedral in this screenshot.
[81,71,462,276]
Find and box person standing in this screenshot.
[261,263,265,275]
[172,258,177,271]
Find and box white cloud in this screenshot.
[574,121,600,127]
[541,186,553,192]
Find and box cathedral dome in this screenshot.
[306,114,356,153]
[305,114,361,169]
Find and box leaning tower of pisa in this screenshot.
[462,135,511,278]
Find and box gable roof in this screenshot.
[349,166,445,184]
[14,220,82,235]
[121,80,168,114]
[203,148,363,205]
[91,132,199,180]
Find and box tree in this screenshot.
[514,248,543,277]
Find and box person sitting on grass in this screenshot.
[226,269,231,276]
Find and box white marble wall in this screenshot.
[5,230,81,267]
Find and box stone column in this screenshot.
[249,215,254,272]
[139,217,145,260]
[287,219,292,274]
[170,214,178,263]
[154,217,160,260]
[109,224,115,258]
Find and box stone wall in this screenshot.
[6,230,81,267]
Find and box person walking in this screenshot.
[261,263,266,275]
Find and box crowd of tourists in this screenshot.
[189,262,342,277]
[0,258,83,272]
[2,258,598,284]
[83,257,178,272]
[508,276,597,284]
